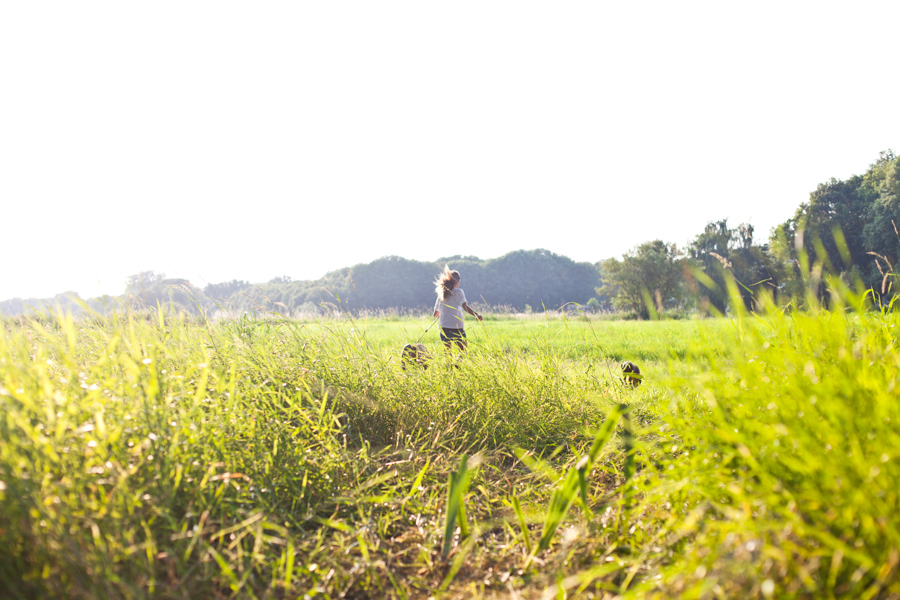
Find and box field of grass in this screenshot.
[2,294,899,598]
[313,314,730,362]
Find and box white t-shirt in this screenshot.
[434,288,468,329]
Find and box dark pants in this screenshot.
[440,327,466,343]
[440,327,467,351]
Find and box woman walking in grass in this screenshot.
[433,266,482,352]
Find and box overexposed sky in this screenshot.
[2,2,898,300]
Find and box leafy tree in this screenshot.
[125,271,166,294]
[479,249,600,311]
[861,151,900,289]
[348,256,437,311]
[203,280,250,304]
[124,274,199,313]
[689,220,777,313]
[729,224,779,309]
[782,177,871,272]
[688,220,733,313]
[771,150,900,301]
[599,240,687,319]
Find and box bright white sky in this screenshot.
[2,2,898,300]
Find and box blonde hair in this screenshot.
[434,266,460,301]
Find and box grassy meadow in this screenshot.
[2,294,899,599]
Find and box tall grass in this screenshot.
[629,287,900,598]
[1,285,899,598]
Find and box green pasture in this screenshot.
[1,299,899,598]
[300,313,732,361]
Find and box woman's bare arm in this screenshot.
[462,302,483,321]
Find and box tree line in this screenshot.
[222,249,603,315]
[0,250,604,317]
[3,150,897,319]
[600,150,899,318]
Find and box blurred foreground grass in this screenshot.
[1,303,898,598]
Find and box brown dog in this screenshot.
[401,344,430,370]
[621,361,642,387]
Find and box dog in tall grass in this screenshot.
[621,361,642,387]
[401,344,430,370]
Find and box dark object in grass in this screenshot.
[621,361,642,387]
[401,344,430,370]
